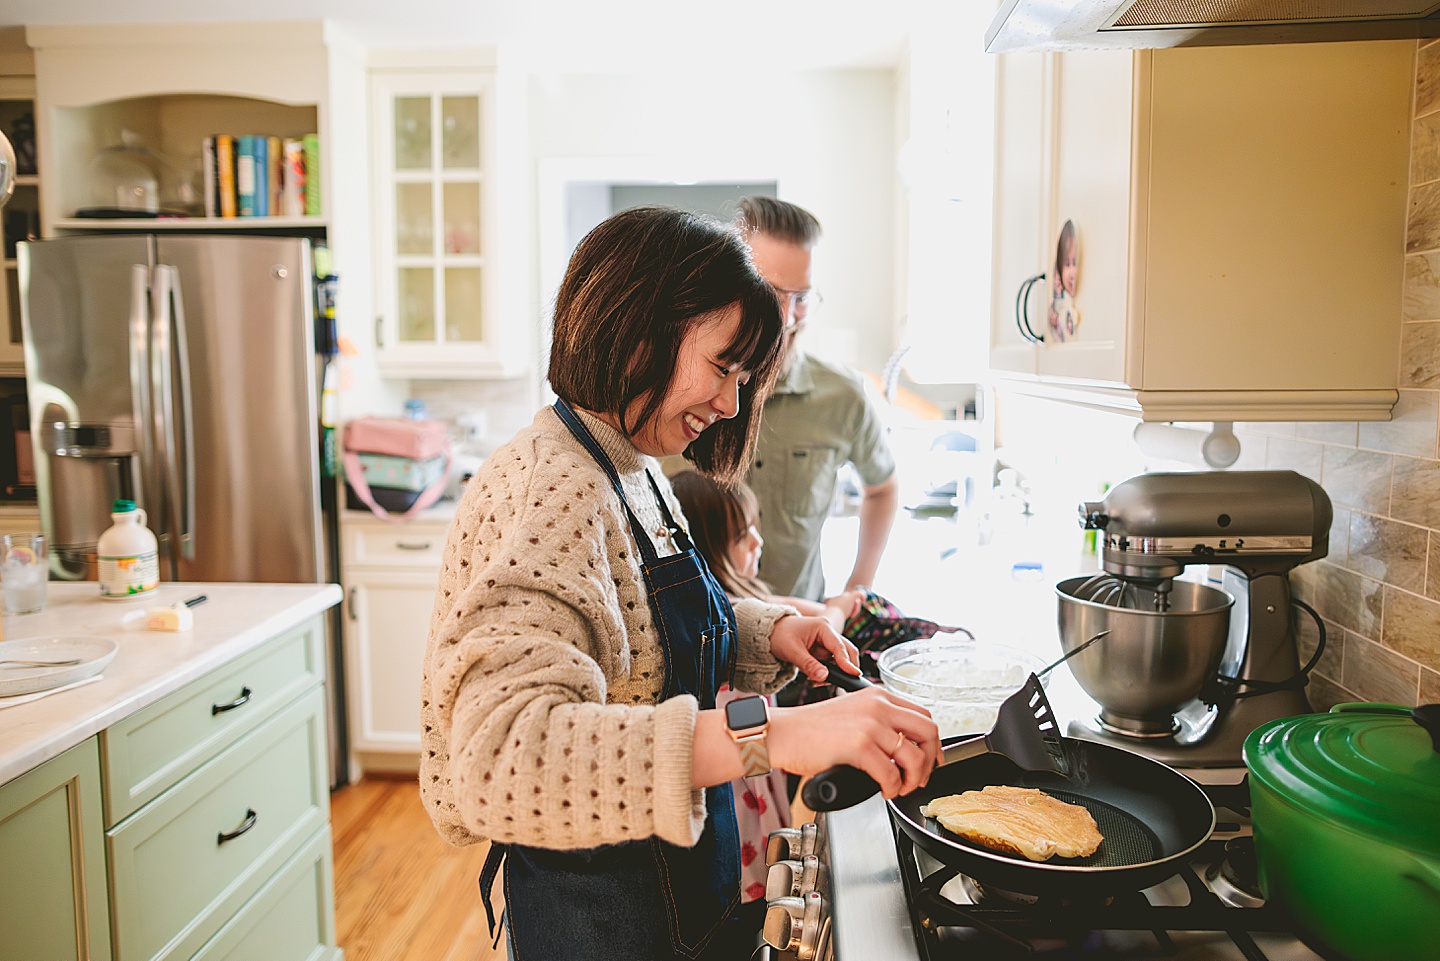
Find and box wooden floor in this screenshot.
[331,776,503,961]
[331,776,818,960]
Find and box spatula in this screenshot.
[801,667,1070,813]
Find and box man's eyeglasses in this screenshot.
[770,285,823,328]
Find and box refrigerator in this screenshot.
[17,233,348,786]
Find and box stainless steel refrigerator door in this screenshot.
[155,235,321,583]
[18,234,155,577]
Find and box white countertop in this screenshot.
[0,581,343,787]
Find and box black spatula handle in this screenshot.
[802,764,880,812]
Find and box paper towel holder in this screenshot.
[1132,421,1241,469]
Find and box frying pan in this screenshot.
[889,739,1215,897]
[811,669,1215,897]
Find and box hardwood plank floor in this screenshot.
[331,776,816,960]
[332,777,503,961]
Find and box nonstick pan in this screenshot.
[809,669,1215,898]
[890,737,1215,898]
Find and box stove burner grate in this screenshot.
[896,829,1296,961]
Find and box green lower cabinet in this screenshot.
[107,687,330,961]
[0,738,113,961]
[191,826,341,961]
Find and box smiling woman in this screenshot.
[419,205,941,960]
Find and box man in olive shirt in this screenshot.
[737,197,899,601]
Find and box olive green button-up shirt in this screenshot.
[746,350,895,601]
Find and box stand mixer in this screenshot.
[1058,470,1332,768]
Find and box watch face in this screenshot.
[725,695,768,732]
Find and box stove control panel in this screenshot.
[763,822,832,961]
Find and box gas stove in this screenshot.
[762,780,1329,961]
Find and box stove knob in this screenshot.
[763,891,826,961]
[764,822,817,865]
[766,859,803,901]
[765,853,822,899]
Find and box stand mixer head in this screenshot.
[1062,470,1332,768]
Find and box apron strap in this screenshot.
[552,399,670,564]
[479,843,507,945]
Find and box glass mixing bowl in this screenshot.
[877,637,1046,738]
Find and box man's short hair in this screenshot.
[735,196,822,249]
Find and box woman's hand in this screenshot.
[770,613,860,683]
[768,688,942,799]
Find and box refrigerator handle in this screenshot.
[165,266,197,561]
[129,264,155,509]
[149,266,185,578]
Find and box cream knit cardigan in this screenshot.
[421,406,797,851]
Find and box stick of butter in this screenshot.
[145,606,195,632]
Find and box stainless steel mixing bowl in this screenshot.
[1056,575,1234,735]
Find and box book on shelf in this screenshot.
[216,135,237,219]
[202,131,319,220]
[282,138,306,217]
[303,133,321,217]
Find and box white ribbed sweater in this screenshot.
[420,406,796,850]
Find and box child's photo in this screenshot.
[1047,219,1080,342]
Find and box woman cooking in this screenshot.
[420,206,941,960]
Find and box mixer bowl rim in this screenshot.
[1055,574,1237,617]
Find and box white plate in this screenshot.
[0,636,119,697]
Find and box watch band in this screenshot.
[737,736,771,779]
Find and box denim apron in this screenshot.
[478,400,744,960]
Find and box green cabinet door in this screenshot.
[0,737,112,961]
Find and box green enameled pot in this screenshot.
[1243,702,1440,961]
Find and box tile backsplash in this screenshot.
[993,40,1440,711]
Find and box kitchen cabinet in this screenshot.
[0,605,340,961]
[988,41,1414,422]
[341,514,448,773]
[369,63,523,379]
[104,614,338,961]
[0,74,39,374]
[0,738,112,961]
[25,24,349,235]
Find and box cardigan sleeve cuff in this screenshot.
[651,694,706,847]
[731,598,801,696]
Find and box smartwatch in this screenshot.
[725,694,772,778]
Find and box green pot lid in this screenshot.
[1244,703,1440,856]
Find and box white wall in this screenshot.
[525,68,899,373]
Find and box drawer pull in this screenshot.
[217,808,258,844]
[211,686,254,715]
[396,541,432,551]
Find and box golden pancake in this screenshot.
[920,785,1103,862]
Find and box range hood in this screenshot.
[987,0,1440,52]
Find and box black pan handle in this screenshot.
[824,663,873,692]
[802,665,881,811]
[803,764,881,812]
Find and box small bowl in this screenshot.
[877,637,1046,738]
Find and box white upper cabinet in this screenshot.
[370,66,521,379]
[26,23,355,235]
[989,41,1415,422]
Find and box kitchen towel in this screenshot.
[0,674,103,709]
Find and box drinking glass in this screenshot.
[2,532,47,614]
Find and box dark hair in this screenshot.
[1054,219,1077,280]
[548,206,785,483]
[669,469,771,599]
[735,196,822,249]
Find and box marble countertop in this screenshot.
[0,582,343,787]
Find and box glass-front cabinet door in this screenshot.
[1,76,40,373]
[372,70,518,378]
